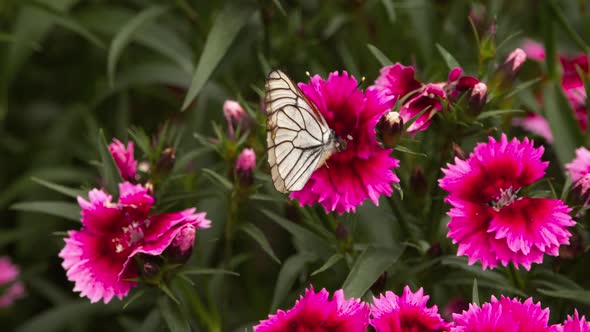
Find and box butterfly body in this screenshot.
[265,70,339,193]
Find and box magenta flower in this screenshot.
[235,148,256,186]
[522,39,546,61]
[400,83,446,133]
[289,71,400,214]
[566,147,590,204]
[512,113,554,143]
[254,287,369,332]
[109,139,137,181]
[439,134,574,269]
[370,286,450,332]
[0,256,25,308]
[519,40,588,132]
[59,182,211,303]
[374,63,422,108]
[223,100,250,139]
[555,310,590,332]
[451,296,553,332]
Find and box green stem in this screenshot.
[177,280,221,332]
[508,264,525,291]
[548,0,590,54]
[225,189,239,266]
[542,2,559,82]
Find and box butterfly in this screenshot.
[265,70,343,193]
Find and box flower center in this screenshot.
[112,218,151,254]
[491,187,519,211]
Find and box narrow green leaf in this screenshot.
[548,0,590,53]
[537,289,590,306]
[181,268,240,276]
[342,245,404,298]
[394,145,427,157]
[271,253,315,311]
[181,2,257,110]
[272,0,287,16]
[472,279,480,305]
[476,109,525,120]
[107,5,170,86]
[436,43,460,70]
[123,290,145,310]
[542,83,584,167]
[98,129,124,197]
[202,168,233,191]
[15,300,119,332]
[367,44,393,67]
[380,0,396,24]
[26,1,105,49]
[311,253,343,276]
[241,223,281,264]
[31,177,85,199]
[260,209,332,259]
[159,298,190,332]
[159,284,180,305]
[11,201,80,222]
[502,77,542,100]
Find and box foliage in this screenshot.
[1,0,590,331]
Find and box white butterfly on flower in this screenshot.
[265,70,343,193]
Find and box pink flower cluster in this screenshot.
[439,134,574,269]
[372,64,486,134]
[0,256,25,308]
[60,137,211,303]
[514,40,589,139]
[566,147,590,204]
[254,285,589,331]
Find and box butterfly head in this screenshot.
[333,131,353,152]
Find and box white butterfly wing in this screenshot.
[265,70,335,193]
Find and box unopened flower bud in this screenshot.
[108,139,137,181]
[335,223,349,241]
[502,48,527,78]
[378,111,403,148]
[467,82,488,116]
[410,167,427,195]
[223,100,250,139]
[136,254,163,284]
[452,143,467,160]
[166,225,196,264]
[234,148,256,186]
[155,147,175,178]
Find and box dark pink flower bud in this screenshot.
[377,111,403,148]
[503,48,527,76]
[448,67,463,82]
[155,147,175,178]
[108,139,137,181]
[234,148,256,186]
[166,225,196,264]
[223,100,250,139]
[468,82,488,116]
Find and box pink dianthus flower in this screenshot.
[289,71,400,214]
[59,182,211,303]
[439,134,574,269]
[565,147,590,204]
[370,286,450,332]
[451,296,553,332]
[0,256,25,308]
[554,310,590,332]
[254,287,369,332]
[109,139,138,181]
